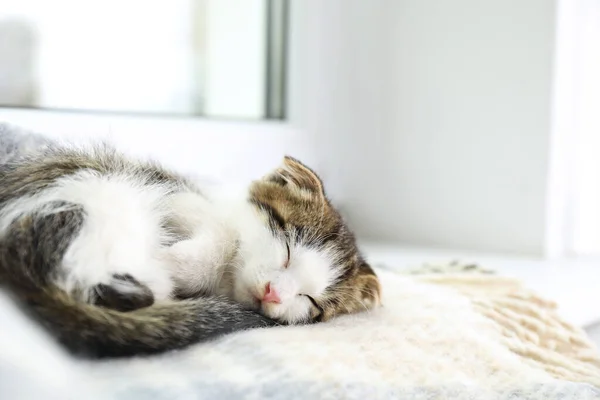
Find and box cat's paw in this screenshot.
[91,274,154,312]
[161,227,238,297]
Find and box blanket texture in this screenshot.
[1,265,599,399]
[1,124,599,399]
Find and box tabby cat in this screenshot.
[0,144,381,358]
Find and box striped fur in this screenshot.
[0,144,275,358]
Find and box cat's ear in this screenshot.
[356,264,382,308]
[265,156,325,197]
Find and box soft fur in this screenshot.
[0,129,380,357]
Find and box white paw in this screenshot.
[162,226,238,296]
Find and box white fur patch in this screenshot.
[0,171,175,301]
[57,172,175,301]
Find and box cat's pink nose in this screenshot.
[262,282,281,304]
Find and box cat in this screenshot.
[0,143,381,358]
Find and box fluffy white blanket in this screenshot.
[1,266,599,399]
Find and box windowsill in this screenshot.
[0,107,313,184]
[360,241,600,329]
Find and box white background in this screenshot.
[290,1,556,255]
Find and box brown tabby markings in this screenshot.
[250,156,381,322]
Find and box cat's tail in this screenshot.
[0,207,275,359]
[1,283,275,358]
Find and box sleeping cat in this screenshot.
[0,144,381,358]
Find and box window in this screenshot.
[0,0,288,119]
[547,0,600,257]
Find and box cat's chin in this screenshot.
[231,286,261,311]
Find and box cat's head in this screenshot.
[232,156,381,324]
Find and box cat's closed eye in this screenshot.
[283,242,290,268]
[300,294,323,320]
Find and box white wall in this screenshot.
[291,1,557,255]
[288,1,393,211]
